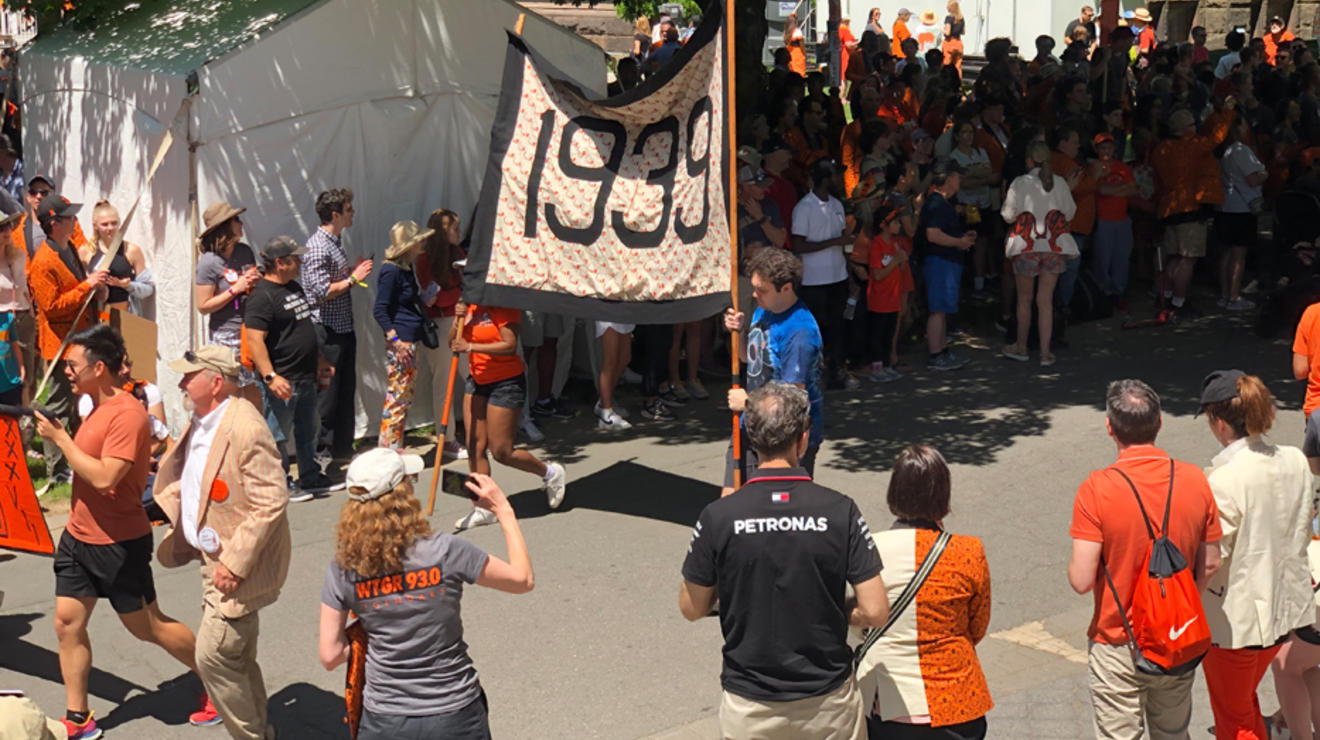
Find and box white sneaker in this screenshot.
[544,462,567,509]
[621,367,643,384]
[442,440,469,460]
[519,416,545,443]
[1226,297,1256,312]
[454,507,497,531]
[594,401,630,419]
[596,407,632,430]
[288,486,314,503]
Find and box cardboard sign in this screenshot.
[0,415,53,555]
[109,308,157,384]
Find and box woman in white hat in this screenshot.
[374,220,434,449]
[320,449,533,739]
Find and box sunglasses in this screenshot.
[29,189,50,197]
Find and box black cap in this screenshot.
[1196,369,1245,416]
[260,235,307,262]
[27,174,53,191]
[37,192,80,221]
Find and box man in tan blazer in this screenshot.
[154,346,290,740]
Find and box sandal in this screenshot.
[1040,354,1057,367]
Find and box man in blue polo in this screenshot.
[918,160,975,371]
[680,382,888,739]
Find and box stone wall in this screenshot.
[1152,0,1319,47]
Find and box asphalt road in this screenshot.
[0,300,1302,738]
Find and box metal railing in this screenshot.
[0,9,37,48]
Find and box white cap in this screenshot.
[345,448,425,502]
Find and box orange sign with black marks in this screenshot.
[0,415,53,555]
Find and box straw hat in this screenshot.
[198,201,245,241]
[385,220,434,262]
[920,8,937,24]
[1132,7,1152,22]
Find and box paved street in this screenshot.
[0,304,1298,738]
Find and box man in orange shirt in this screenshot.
[27,193,108,485]
[890,8,912,57]
[1292,302,1320,473]
[1152,104,1232,313]
[1263,16,1295,66]
[1069,379,1222,739]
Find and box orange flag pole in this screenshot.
[725,0,743,489]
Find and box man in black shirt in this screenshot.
[680,382,888,738]
[244,236,340,500]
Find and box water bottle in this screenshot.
[843,295,858,321]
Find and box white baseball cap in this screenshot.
[345,448,424,502]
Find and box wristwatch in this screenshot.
[263,372,276,383]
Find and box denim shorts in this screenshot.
[923,255,964,314]
[465,374,526,410]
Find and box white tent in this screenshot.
[21,0,606,436]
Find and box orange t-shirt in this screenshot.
[890,20,911,56]
[1292,302,1320,417]
[1051,152,1096,235]
[1070,446,1222,645]
[65,391,152,545]
[866,233,911,313]
[463,305,524,385]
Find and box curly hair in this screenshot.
[334,479,433,578]
[423,208,461,288]
[199,219,241,256]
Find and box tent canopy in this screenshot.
[22,0,606,436]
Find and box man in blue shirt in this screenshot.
[721,248,823,495]
[918,160,975,371]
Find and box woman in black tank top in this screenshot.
[83,200,153,314]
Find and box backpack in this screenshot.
[1069,268,1114,323]
[1100,458,1211,675]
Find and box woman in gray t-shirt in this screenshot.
[319,450,534,740]
[194,201,261,404]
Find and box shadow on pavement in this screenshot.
[98,671,200,729]
[268,681,350,738]
[0,611,154,712]
[506,459,719,527]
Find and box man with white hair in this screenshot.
[153,345,291,739]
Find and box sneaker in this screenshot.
[61,714,102,740]
[596,406,632,430]
[1241,279,1259,295]
[641,399,677,421]
[868,366,901,383]
[454,507,497,531]
[594,401,632,419]
[519,416,545,443]
[685,379,710,400]
[1216,296,1229,308]
[843,374,863,390]
[1001,345,1029,362]
[313,449,333,471]
[994,317,1009,333]
[301,475,346,496]
[190,692,223,727]
[658,386,688,407]
[442,440,469,460]
[544,462,567,510]
[621,367,643,385]
[531,397,576,420]
[927,350,968,372]
[1225,297,1256,312]
[288,485,315,503]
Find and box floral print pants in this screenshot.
[378,340,417,449]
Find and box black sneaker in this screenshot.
[658,387,688,407]
[301,475,346,496]
[641,399,677,421]
[532,397,576,420]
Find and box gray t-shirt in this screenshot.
[321,532,490,716]
[195,243,256,344]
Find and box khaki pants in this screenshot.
[720,674,866,740]
[196,607,274,740]
[1088,640,1194,740]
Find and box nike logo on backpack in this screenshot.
[1168,617,1197,640]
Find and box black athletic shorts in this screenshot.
[465,375,526,410]
[54,530,157,614]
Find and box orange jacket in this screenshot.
[1152,111,1231,219]
[27,240,94,361]
[974,127,1008,177]
[11,211,88,258]
[1264,30,1295,65]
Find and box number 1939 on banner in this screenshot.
[521,96,716,250]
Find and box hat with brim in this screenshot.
[920,9,937,23]
[1195,369,1244,416]
[385,220,434,262]
[261,235,307,262]
[198,201,246,242]
[1093,132,1116,146]
[1132,7,1152,22]
[345,447,426,502]
[169,345,241,378]
[37,192,80,221]
[0,210,23,230]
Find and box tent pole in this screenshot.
[188,92,199,349]
[426,11,527,516]
[726,0,742,491]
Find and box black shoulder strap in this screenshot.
[855,530,952,665]
[1111,467,1157,540]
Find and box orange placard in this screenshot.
[0,415,53,555]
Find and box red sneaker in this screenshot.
[61,714,103,739]
[189,692,223,727]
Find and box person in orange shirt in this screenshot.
[1050,125,1096,311]
[1153,104,1233,311]
[448,303,566,531]
[1291,300,1320,474]
[27,193,108,485]
[785,97,834,180]
[784,13,807,77]
[838,17,856,83]
[890,8,912,57]
[841,82,885,195]
[1263,16,1295,66]
[861,206,911,381]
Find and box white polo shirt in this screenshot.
[791,192,848,286]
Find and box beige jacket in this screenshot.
[1201,436,1315,649]
[154,397,291,619]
